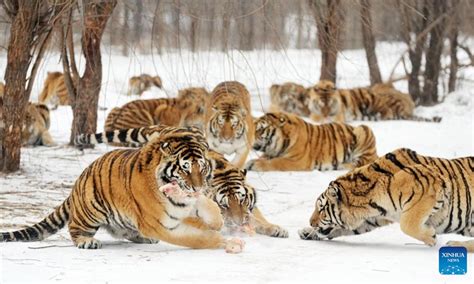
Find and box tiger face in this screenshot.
[212,169,256,227]
[154,135,213,196]
[208,103,247,152]
[308,184,347,239]
[306,81,341,121]
[180,100,207,130]
[253,113,294,157]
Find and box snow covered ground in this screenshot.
[1,44,473,283]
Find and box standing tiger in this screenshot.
[38,72,69,109]
[127,74,163,96]
[247,112,378,171]
[104,89,208,132]
[306,80,441,123]
[205,81,255,168]
[75,126,289,238]
[1,129,245,253]
[269,82,310,117]
[299,148,474,252]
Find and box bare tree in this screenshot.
[60,0,117,145]
[308,0,345,84]
[448,0,461,93]
[133,0,144,49]
[189,2,199,52]
[122,3,129,56]
[1,0,63,172]
[360,0,382,85]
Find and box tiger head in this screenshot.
[253,112,297,158]
[306,80,340,121]
[208,101,247,146]
[144,131,213,196]
[210,153,256,226]
[308,172,375,239]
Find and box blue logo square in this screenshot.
[439,246,467,275]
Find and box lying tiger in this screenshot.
[75,126,289,238]
[306,80,441,123]
[38,72,70,110]
[247,112,378,171]
[269,82,309,117]
[1,128,245,253]
[0,101,55,146]
[205,81,255,168]
[299,148,474,252]
[127,74,163,96]
[105,87,209,132]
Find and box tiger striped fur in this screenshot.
[299,148,474,252]
[1,128,247,252]
[306,80,441,123]
[247,112,378,171]
[104,94,207,132]
[127,74,163,96]
[22,103,55,146]
[38,72,69,109]
[269,82,310,117]
[205,81,255,168]
[75,126,289,238]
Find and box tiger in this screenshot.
[74,126,289,238]
[205,81,255,168]
[104,94,207,133]
[1,128,245,253]
[21,103,56,146]
[127,74,163,96]
[306,80,441,123]
[299,148,474,252]
[0,101,55,146]
[269,82,310,117]
[247,112,378,171]
[38,72,69,109]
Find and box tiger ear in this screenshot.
[240,169,247,177]
[159,141,173,155]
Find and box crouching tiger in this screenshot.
[306,80,441,123]
[246,112,378,171]
[299,148,474,252]
[105,87,209,133]
[1,129,244,253]
[75,126,289,238]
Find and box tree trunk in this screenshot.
[421,0,447,106]
[360,0,382,85]
[448,0,460,93]
[308,0,345,84]
[69,0,117,144]
[296,0,304,49]
[221,3,231,51]
[1,2,37,172]
[190,3,199,52]
[122,4,129,56]
[133,0,143,47]
[173,0,181,49]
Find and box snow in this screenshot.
[1,43,473,283]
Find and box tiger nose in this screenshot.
[310,218,318,227]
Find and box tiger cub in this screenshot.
[299,148,474,252]
[247,112,378,171]
[127,74,163,96]
[269,82,309,117]
[306,80,441,123]
[205,81,255,168]
[1,128,245,253]
[104,93,207,132]
[22,103,56,146]
[38,72,69,109]
[75,126,289,238]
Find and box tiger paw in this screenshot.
[268,225,289,238]
[225,238,245,254]
[75,237,102,249]
[298,227,321,240]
